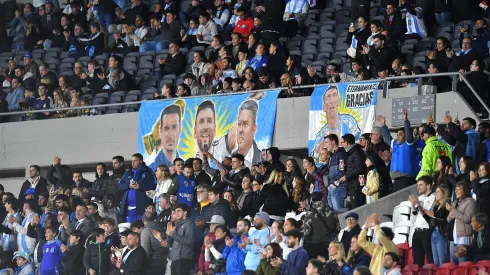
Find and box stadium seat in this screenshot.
[417,37,436,52]
[287,40,302,52]
[92,97,107,105]
[334,9,351,24]
[397,243,409,267]
[452,266,470,275]
[142,93,155,101]
[106,106,122,114]
[402,264,419,275]
[434,267,453,275]
[476,260,490,267]
[124,94,139,102]
[419,263,438,275]
[460,262,474,268]
[393,202,412,226]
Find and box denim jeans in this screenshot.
[450,241,470,264]
[97,12,112,32]
[328,184,347,210]
[139,41,170,54]
[431,229,448,266]
[435,12,452,25]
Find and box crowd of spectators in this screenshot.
[0,0,489,120]
[0,107,486,274]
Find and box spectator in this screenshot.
[2,197,21,252]
[400,0,427,40]
[255,242,282,274]
[340,133,366,209]
[257,169,289,220]
[40,226,64,275]
[85,163,111,200]
[246,43,268,70]
[9,199,38,254]
[235,174,255,218]
[197,12,219,45]
[321,241,351,275]
[282,0,309,38]
[207,187,232,227]
[61,230,85,275]
[83,228,111,275]
[124,0,149,25]
[11,251,35,275]
[114,231,147,274]
[345,235,371,270]
[363,153,381,203]
[182,18,199,49]
[167,203,198,275]
[433,156,454,194]
[447,182,477,264]
[358,214,397,275]
[220,153,250,194]
[382,252,401,275]
[457,59,489,111]
[197,214,225,274]
[159,11,184,43]
[472,163,490,217]
[211,0,231,31]
[219,57,239,81]
[167,163,196,208]
[151,165,172,209]
[409,176,436,267]
[361,34,396,79]
[417,125,452,179]
[383,3,405,41]
[64,24,87,58]
[427,61,451,93]
[78,22,105,57]
[460,19,490,59]
[50,90,68,118]
[306,259,324,275]
[243,212,272,270]
[448,37,478,71]
[203,224,230,274]
[478,122,490,164]
[254,0,285,46]
[463,212,490,262]
[158,41,187,77]
[346,16,371,59]
[223,219,250,275]
[427,184,450,266]
[339,213,362,254]
[118,153,156,223]
[322,134,347,210]
[427,37,451,72]
[18,165,48,206]
[59,204,94,244]
[303,192,340,258]
[191,51,209,77]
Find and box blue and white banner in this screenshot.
[308,82,379,161]
[138,91,280,170]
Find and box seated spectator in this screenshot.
[358,214,397,275]
[246,43,268,70]
[256,242,282,274]
[61,230,84,275]
[427,37,451,72]
[197,12,219,45]
[32,84,53,119]
[159,10,184,44]
[50,90,68,118]
[447,182,477,264]
[63,23,86,58]
[321,241,351,275]
[232,7,254,40]
[191,50,209,77]
[68,3,87,34]
[78,22,105,57]
[11,251,35,275]
[113,6,126,26]
[345,235,371,270]
[462,212,490,262]
[158,41,186,77]
[231,77,242,92]
[427,61,451,93]
[108,68,133,92]
[382,252,401,275]
[176,83,191,97]
[111,31,129,55]
[448,37,478,71]
[6,77,25,112]
[211,0,231,31]
[182,18,199,49]
[235,49,249,77]
[124,0,149,25]
[457,59,489,111]
[472,162,490,217]
[83,228,111,275]
[282,0,309,38]
[346,16,371,59]
[459,19,490,59]
[399,0,427,41]
[160,0,178,18]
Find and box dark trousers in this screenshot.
[412,228,434,267]
[283,20,300,38]
[171,259,193,275]
[392,177,416,192]
[349,185,364,209]
[260,31,280,48]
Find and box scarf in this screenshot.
[28,177,40,188]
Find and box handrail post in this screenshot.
[417,77,422,95]
[451,75,457,92]
[383,80,388,98]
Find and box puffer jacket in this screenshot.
[260,183,289,217]
[447,197,477,238]
[222,233,248,275]
[82,242,111,275]
[345,144,366,189]
[141,222,167,269]
[168,218,198,262]
[87,163,111,200]
[210,199,233,228]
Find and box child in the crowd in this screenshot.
[104,218,120,248]
[39,226,63,275]
[182,18,199,49]
[61,230,85,275]
[362,153,380,203]
[85,219,106,248]
[83,228,111,275]
[10,251,35,275]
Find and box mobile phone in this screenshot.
[446,198,452,204]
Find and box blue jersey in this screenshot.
[414,139,425,175]
[39,240,63,275]
[176,174,196,207]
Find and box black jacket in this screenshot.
[46,164,72,190]
[340,224,361,253]
[124,3,149,25]
[383,13,406,41]
[345,144,367,189]
[210,199,233,228]
[195,170,211,185]
[236,190,255,218]
[456,71,489,108]
[460,29,490,59]
[83,242,111,275]
[346,28,371,58]
[18,177,49,205]
[159,51,186,76]
[363,46,396,74]
[469,226,490,262]
[221,166,251,194]
[120,246,148,275]
[160,20,183,41]
[257,0,285,33]
[86,173,112,200]
[63,242,85,275]
[472,177,490,217]
[260,183,289,217]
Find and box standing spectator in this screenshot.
[254,0,285,46]
[459,19,490,59]
[427,37,451,72]
[152,165,172,210]
[208,187,233,228]
[83,228,111,275]
[19,165,48,206]
[221,153,250,194]
[303,192,341,258]
[456,59,489,113]
[211,0,231,31]
[339,213,362,254]
[324,134,348,210]
[383,3,405,41]
[346,16,371,59]
[358,214,397,275]
[9,199,38,254]
[447,182,477,264]
[409,176,436,267]
[472,163,490,217]
[478,122,490,164]
[167,203,198,275]
[363,153,381,203]
[243,212,272,271]
[255,242,282,274]
[417,125,452,179]
[78,22,105,57]
[85,163,111,200]
[426,184,450,266]
[2,197,21,252]
[114,231,147,274]
[118,153,156,223]
[339,134,366,209]
[400,0,427,40]
[257,169,289,220]
[61,230,85,275]
[40,226,63,275]
[167,164,196,208]
[203,225,229,274]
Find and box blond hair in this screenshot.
[265,169,289,197]
[329,241,346,262]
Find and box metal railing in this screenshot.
[0,71,488,117]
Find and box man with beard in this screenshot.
[223,219,250,275]
[243,212,272,270]
[270,229,309,275]
[149,104,183,171]
[478,122,490,164]
[312,86,360,160]
[167,164,196,208]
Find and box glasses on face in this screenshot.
[346,218,357,222]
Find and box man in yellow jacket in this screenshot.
[358,214,398,275]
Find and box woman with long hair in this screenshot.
[50,90,68,119]
[321,241,351,275]
[85,163,111,201]
[191,50,209,77]
[345,235,370,271]
[447,182,477,264]
[175,84,191,97]
[204,225,231,275]
[58,76,71,99]
[425,185,450,266]
[79,22,106,57]
[258,169,290,220]
[152,165,172,212]
[472,162,490,216]
[290,175,309,210]
[98,193,118,222]
[363,153,380,203]
[448,156,475,201]
[223,190,240,226]
[256,242,282,275]
[154,83,175,99]
[284,158,303,195]
[433,155,453,194]
[194,73,214,95]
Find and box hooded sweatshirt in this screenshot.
[267,147,285,172]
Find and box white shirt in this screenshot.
[411,192,435,229]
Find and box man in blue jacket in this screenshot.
[272,229,309,275]
[222,219,251,275]
[119,153,156,223]
[324,134,347,210]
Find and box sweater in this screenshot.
[39,240,63,275]
[279,247,309,275]
[256,259,281,275]
[358,225,397,275]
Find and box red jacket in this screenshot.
[198,232,216,274]
[233,17,254,39]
